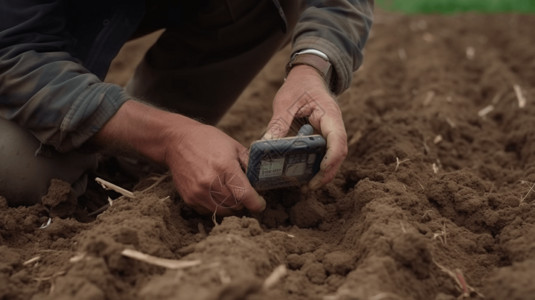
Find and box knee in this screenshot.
[0,118,96,206]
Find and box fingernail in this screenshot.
[257,195,266,211]
[263,132,273,140]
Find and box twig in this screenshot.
[139,174,171,193]
[212,208,219,227]
[432,163,439,174]
[400,221,407,234]
[325,291,402,300]
[39,218,52,229]
[520,182,535,204]
[455,269,471,298]
[432,222,448,245]
[23,256,41,266]
[33,270,66,282]
[416,180,425,191]
[263,265,287,290]
[478,105,494,118]
[69,253,86,263]
[423,91,435,106]
[513,84,527,108]
[348,130,363,147]
[423,139,430,155]
[121,248,201,269]
[434,260,484,299]
[445,117,456,128]
[95,177,135,198]
[466,47,475,60]
[421,209,433,220]
[394,157,410,172]
[491,90,505,104]
[87,204,110,217]
[369,293,404,300]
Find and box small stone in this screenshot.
[323,251,355,275]
[41,179,76,218]
[287,254,304,270]
[304,262,327,284]
[289,197,326,228]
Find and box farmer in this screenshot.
[0,0,373,214]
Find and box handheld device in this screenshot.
[246,124,326,191]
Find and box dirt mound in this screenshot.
[2,11,535,300]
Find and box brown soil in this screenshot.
[2,11,535,300]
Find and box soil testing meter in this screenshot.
[247,124,326,191]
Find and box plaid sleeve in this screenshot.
[0,0,130,152]
[292,0,374,94]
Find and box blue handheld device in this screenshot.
[246,124,326,191]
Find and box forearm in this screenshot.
[0,48,131,152]
[93,100,201,165]
[292,0,374,94]
[96,100,266,214]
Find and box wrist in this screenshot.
[286,49,333,89]
[94,100,200,164]
[286,64,327,87]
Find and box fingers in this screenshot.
[233,180,266,213]
[234,144,266,212]
[208,168,266,213]
[190,203,235,217]
[267,65,348,190]
[166,123,267,216]
[265,96,348,190]
[308,105,348,190]
[191,144,265,215]
[175,149,266,216]
[263,114,292,140]
[182,170,265,216]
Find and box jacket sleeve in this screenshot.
[292,0,374,94]
[0,0,130,153]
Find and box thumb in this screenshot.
[237,144,249,171]
[263,116,292,140]
[230,163,267,212]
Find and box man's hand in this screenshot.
[94,101,265,215]
[264,65,348,190]
[164,123,266,215]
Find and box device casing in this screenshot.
[246,133,326,191]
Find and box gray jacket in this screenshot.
[0,0,373,152]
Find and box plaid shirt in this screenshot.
[0,0,373,152]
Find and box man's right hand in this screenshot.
[94,100,265,215]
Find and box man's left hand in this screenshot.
[264,65,348,190]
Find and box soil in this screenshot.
[2,11,535,300]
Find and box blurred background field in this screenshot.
[377,0,535,13]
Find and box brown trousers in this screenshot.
[1,0,302,206]
[0,118,96,206]
[127,0,301,124]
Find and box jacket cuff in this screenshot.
[58,83,130,152]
